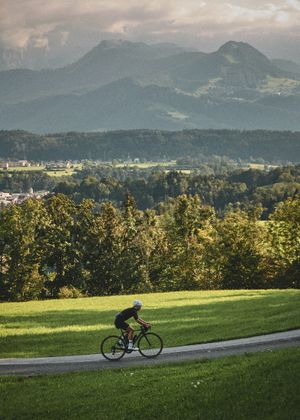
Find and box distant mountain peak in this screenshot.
[218,40,240,50]
[98,39,140,49]
[219,40,255,51]
[217,40,274,71]
[218,40,258,53]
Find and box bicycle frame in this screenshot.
[118,326,149,350]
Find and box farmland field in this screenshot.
[0,164,82,177]
[0,166,44,172]
[0,290,299,358]
[115,160,177,169]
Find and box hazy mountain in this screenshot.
[0,33,190,72]
[0,40,189,104]
[0,42,75,72]
[0,33,123,71]
[2,77,300,133]
[0,47,24,71]
[137,41,287,92]
[271,59,300,75]
[0,40,299,132]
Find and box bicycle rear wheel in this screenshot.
[138,332,163,358]
[100,335,126,361]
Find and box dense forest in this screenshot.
[1,128,300,301]
[2,163,300,217]
[0,192,299,302]
[1,129,300,162]
[55,164,300,216]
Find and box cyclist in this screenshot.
[115,299,150,350]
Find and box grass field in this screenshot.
[44,168,78,177]
[0,290,299,358]
[247,163,279,170]
[0,164,82,177]
[1,347,299,419]
[259,76,300,94]
[0,166,44,172]
[115,160,177,169]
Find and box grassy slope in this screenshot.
[1,290,299,358]
[1,347,300,420]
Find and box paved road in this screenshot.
[1,329,299,376]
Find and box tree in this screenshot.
[85,201,124,295]
[0,199,46,301]
[159,194,216,290]
[268,195,300,287]
[212,207,268,289]
[118,193,143,291]
[39,194,84,295]
[135,209,168,291]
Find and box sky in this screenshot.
[1,0,300,62]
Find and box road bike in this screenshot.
[100,326,163,361]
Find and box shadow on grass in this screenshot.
[0,309,116,328]
[169,291,274,302]
[0,292,299,358]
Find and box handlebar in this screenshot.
[134,325,151,332]
[142,325,151,331]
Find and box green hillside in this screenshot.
[1,290,299,358]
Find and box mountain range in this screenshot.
[0,39,300,133]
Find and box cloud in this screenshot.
[0,0,299,52]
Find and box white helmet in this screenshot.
[133,299,142,308]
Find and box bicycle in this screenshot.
[100,326,163,361]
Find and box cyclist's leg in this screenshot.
[127,326,138,350]
[115,319,129,343]
[126,326,134,341]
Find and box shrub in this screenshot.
[57,286,85,299]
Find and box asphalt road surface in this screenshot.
[0,329,299,376]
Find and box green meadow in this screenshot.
[115,160,177,168]
[0,163,82,177]
[1,290,299,358]
[1,347,299,419]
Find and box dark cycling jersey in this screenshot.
[116,307,139,321]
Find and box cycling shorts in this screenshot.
[114,316,129,330]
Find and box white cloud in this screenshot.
[286,0,300,11]
[0,0,299,51]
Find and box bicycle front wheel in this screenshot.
[100,335,126,361]
[138,332,163,358]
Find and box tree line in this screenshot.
[54,164,300,216]
[0,193,299,302]
[2,163,300,216]
[1,129,300,161]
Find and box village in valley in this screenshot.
[0,159,68,207]
[0,190,49,207]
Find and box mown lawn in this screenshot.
[0,290,299,358]
[1,347,299,420]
